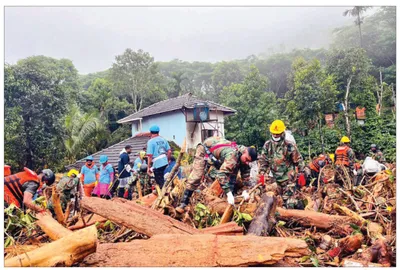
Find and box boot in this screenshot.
[175,189,194,214]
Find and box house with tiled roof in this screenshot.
[117,93,236,149]
[66,93,235,169]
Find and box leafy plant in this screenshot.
[4,204,38,248]
[194,203,220,229]
[233,210,253,227]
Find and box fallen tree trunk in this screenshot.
[5,225,97,267]
[35,212,72,240]
[4,244,44,259]
[81,234,309,267]
[81,197,199,236]
[248,192,277,236]
[51,185,65,225]
[276,207,357,230]
[200,222,243,235]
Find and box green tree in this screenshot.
[220,66,279,147]
[64,105,108,164]
[4,56,78,170]
[212,61,245,102]
[343,6,372,47]
[326,48,372,137]
[111,49,166,112]
[285,57,338,153]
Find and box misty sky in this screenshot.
[5,6,365,74]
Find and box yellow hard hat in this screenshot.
[139,151,146,159]
[270,120,286,134]
[340,136,350,143]
[329,154,335,163]
[67,169,79,178]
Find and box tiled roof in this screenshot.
[117,93,236,124]
[65,132,152,170]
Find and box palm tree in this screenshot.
[64,105,108,163]
[343,6,372,47]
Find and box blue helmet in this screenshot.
[86,156,94,161]
[99,155,108,163]
[150,125,160,133]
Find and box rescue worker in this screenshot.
[369,144,386,163]
[92,155,114,199]
[48,169,83,218]
[118,145,133,200]
[334,136,355,184]
[80,156,99,197]
[4,168,55,212]
[133,151,147,173]
[176,136,258,214]
[146,125,171,188]
[258,120,305,209]
[304,154,331,186]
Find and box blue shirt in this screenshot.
[80,164,99,184]
[99,163,114,184]
[147,136,170,169]
[133,157,147,172]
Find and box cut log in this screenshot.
[81,197,199,236]
[207,179,224,196]
[51,186,65,225]
[248,192,277,236]
[220,205,234,224]
[5,225,97,267]
[35,212,72,240]
[200,222,243,235]
[81,234,309,267]
[136,193,158,207]
[276,207,357,230]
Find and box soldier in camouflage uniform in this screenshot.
[258,120,305,209]
[175,137,258,214]
[369,144,386,163]
[47,169,83,219]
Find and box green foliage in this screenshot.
[211,61,245,102]
[221,66,279,148]
[111,48,166,112]
[5,56,79,171]
[194,203,220,229]
[233,210,253,227]
[4,204,37,247]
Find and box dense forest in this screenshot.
[4,7,396,171]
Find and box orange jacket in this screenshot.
[4,167,40,208]
[335,145,350,166]
[4,165,11,177]
[309,155,328,173]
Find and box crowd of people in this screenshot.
[4,120,388,218]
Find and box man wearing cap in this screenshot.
[118,145,133,199]
[80,156,99,197]
[175,136,258,214]
[258,120,305,209]
[147,125,171,188]
[334,136,356,184]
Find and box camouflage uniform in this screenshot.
[258,137,305,209]
[186,137,250,193]
[369,150,386,163]
[47,176,81,217]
